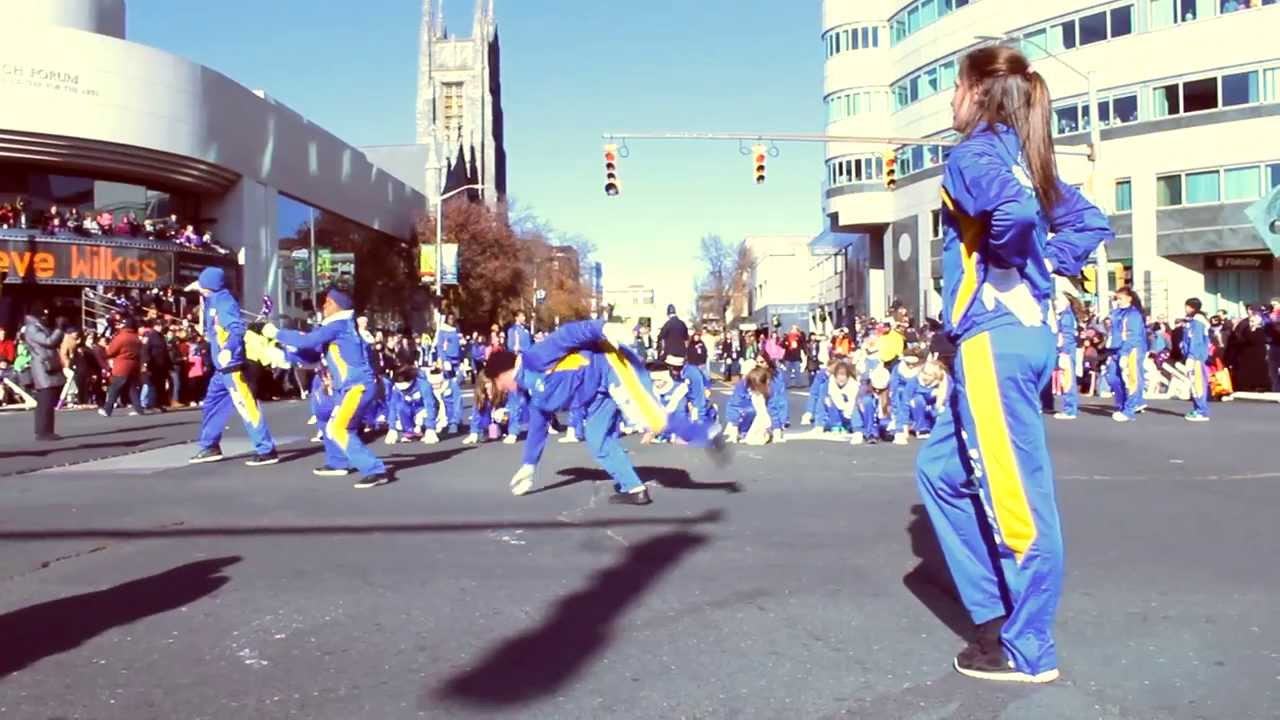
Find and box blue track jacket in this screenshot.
[274,310,375,391]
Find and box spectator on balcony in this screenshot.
[66,207,86,235]
[0,203,14,228]
[97,209,114,237]
[44,205,64,233]
[14,197,30,229]
[122,211,142,237]
[180,224,201,247]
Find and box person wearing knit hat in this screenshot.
[264,287,390,487]
[484,319,728,504]
[185,266,279,467]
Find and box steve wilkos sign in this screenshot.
[1204,254,1274,271]
[0,236,175,287]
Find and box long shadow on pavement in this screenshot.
[0,510,723,541]
[903,504,975,644]
[381,446,473,474]
[429,530,709,708]
[0,556,240,679]
[531,466,742,496]
[0,437,157,462]
[57,420,199,440]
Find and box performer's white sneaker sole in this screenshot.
[510,476,534,496]
[953,658,1060,684]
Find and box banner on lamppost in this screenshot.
[419,244,437,283]
[441,243,459,286]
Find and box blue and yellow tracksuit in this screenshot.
[652,369,716,441]
[515,320,714,493]
[806,368,830,427]
[1056,307,1080,417]
[915,122,1112,677]
[856,385,893,440]
[431,373,463,428]
[822,376,858,432]
[195,269,276,456]
[1182,312,1211,417]
[275,310,386,477]
[905,378,944,434]
[890,365,921,431]
[309,374,336,436]
[724,377,789,435]
[435,323,464,372]
[1109,306,1148,418]
[504,323,533,437]
[388,372,440,435]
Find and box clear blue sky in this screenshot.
[127,0,826,312]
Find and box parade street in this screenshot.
[0,395,1277,720]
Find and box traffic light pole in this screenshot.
[1087,71,1111,317]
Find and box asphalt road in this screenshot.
[0,390,1277,719]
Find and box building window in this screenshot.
[1183,77,1219,113]
[1048,19,1077,52]
[1113,93,1139,123]
[441,82,465,144]
[1110,5,1134,36]
[1265,67,1280,102]
[1224,166,1261,201]
[1185,170,1221,204]
[1156,174,1182,206]
[1055,105,1080,134]
[1153,84,1181,117]
[1222,70,1259,106]
[1115,179,1133,212]
[1079,11,1108,45]
[1269,163,1280,191]
[890,0,972,46]
[931,209,942,239]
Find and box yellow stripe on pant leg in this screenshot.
[1126,349,1139,393]
[960,332,1038,562]
[328,384,366,450]
[601,347,666,432]
[228,371,262,425]
[1189,360,1202,398]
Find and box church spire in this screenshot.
[437,0,446,39]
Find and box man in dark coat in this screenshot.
[656,304,688,361]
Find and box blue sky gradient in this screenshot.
[128,1,826,310]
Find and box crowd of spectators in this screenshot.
[0,197,230,255]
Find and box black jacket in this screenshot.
[657,315,689,360]
[687,339,708,366]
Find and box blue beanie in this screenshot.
[325,287,353,310]
[192,267,225,292]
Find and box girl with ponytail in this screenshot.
[915,44,1114,684]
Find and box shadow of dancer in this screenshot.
[0,556,240,678]
[531,466,742,496]
[432,531,709,707]
[903,504,975,643]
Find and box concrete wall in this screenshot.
[8,0,125,39]
[0,24,425,242]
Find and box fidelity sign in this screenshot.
[0,237,173,286]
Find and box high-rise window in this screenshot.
[1222,70,1259,106]
[1153,84,1181,117]
[1115,179,1132,212]
[1269,163,1280,191]
[1156,175,1182,207]
[1185,170,1220,204]
[441,82,465,144]
[1224,166,1261,201]
[1182,77,1219,113]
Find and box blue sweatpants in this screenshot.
[1059,352,1079,417]
[1186,357,1210,417]
[442,377,464,426]
[505,390,528,437]
[857,395,891,440]
[198,370,275,456]
[325,383,387,476]
[915,324,1063,677]
[1108,347,1145,417]
[908,396,940,434]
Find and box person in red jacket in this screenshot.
[100,317,144,416]
[0,327,15,364]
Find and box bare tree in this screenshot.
[694,234,753,326]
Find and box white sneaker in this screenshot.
[771,429,786,444]
[509,464,536,496]
[306,415,317,426]
[1053,412,1076,420]
[850,432,865,446]
[310,431,323,443]
[384,429,400,445]
[892,431,908,446]
[800,412,813,426]
[547,425,560,435]
[462,433,479,445]
[915,431,932,439]
[558,427,580,444]
[1111,411,1132,423]
[1184,413,1210,423]
[421,430,440,444]
[1135,404,1148,414]
[502,434,518,445]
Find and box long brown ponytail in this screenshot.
[957,45,1061,212]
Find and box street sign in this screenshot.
[534,288,547,300]
[1244,185,1280,257]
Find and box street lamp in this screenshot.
[975,35,1110,315]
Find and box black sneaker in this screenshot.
[245,451,279,467]
[353,473,391,489]
[953,616,1060,684]
[313,466,352,477]
[609,488,653,506]
[189,446,223,464]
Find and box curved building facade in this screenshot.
[0,1,426,322]
[819,0,1280,323]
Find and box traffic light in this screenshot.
[752,143,767,185]
[883,150,898,190]
[604,143,620,196]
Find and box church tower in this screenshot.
[416,0,507,207]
